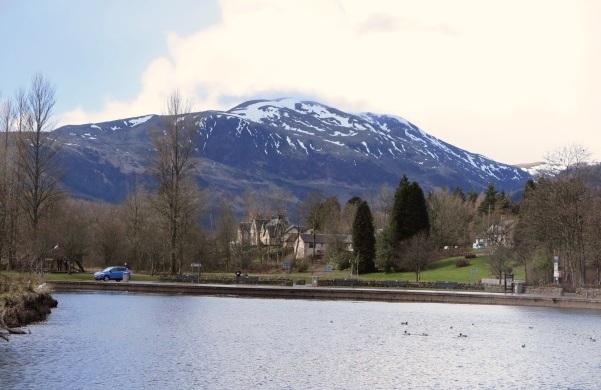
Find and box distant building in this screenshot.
[294,232,353,260]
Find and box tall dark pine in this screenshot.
[352,200,376,274]
[407,181,430,237]
[390,175,430,245]
[478,183,497,216]
[390,175,411,244]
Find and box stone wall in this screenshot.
[523,286,564,296]
[575,288,601,299]
[155,274,599,297]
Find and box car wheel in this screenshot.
[103,275,110,282]
[116,279,121,282]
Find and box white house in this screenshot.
[294,232,353,260]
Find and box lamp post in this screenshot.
[312,228,316,267]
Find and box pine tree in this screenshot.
[478,183,497,216]
[352,200,376,274]
[389,175,430,245]
[390,175,411,244]
[407,181,430,237]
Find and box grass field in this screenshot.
[2,253,524,285]
[361,256,524,283]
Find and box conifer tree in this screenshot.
[407,181,430,237]
[352,200,376,274]
[389,175,430,245]
[390,175,411,244]
[478,183,497,216]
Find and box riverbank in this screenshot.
[0,281,58,340]
[49,280,601,311]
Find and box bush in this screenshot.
[455,258,471,268]
[297,262,309,273]
[331,252,353,271]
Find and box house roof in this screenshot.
[298,233,352,244]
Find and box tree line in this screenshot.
[1,75,600,287]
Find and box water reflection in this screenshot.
[1,292,600,389]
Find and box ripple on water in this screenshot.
[1,293,600,390]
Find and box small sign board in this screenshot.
[283,261,291,270]
[471,268,477,273]
[323,266,333,272]
[191,263,201,268]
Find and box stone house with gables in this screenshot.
[237,216,290,247]
[259,216,290,246]
[237,216,354,260]
[237,218,269,247]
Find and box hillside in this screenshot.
[52,98,532,207]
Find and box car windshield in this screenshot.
[101,267,114,272]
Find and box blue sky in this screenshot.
[1,0,600,165]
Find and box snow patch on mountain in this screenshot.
[127,115,154,127]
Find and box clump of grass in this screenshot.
[0,273,42,295]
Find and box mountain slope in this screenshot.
[53,98,531,205]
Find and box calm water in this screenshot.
[1,292,600,390]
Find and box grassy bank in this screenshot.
[0,274,58,336]
[12,254,524,285]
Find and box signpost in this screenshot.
[191,263,201,283]
[283,261,291,284]
[553,256,559,284]
[470,268,477,284]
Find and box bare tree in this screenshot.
[90,203,125,268]
[120,179,149,271]
[427,188,474,250]
[52,199,91,273]
[399,232,433,281]
[363,184,395,230]
[149,90,200,275]
[0,92,26,270]
[489,245,515,283]
[241,189,268,221]
[214,198,237,271]
[543,144,594,180]
[519,176,591,286]
[267,187,293,218]
[15,74,64,268]
[0,97,15,263]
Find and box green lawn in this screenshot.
[1,254,524,284]
[361,256,521,283]
[252,254,524,284]
[1,271,158,282]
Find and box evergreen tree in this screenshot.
[453,187,466,202]
[522,179,537,200]
[478,183,497,216]
[375,226,395,273]
[390,175,411,244]
[466,190,479,204]
[407,181,430,237]
[352,200,376,274]
[389,175,430,245]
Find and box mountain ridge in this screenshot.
[52,98,532,207]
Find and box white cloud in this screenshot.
[60,0,600,164]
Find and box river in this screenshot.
[1,292,600,389]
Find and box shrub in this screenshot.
[297,262,309,273]
[455,258,471,268]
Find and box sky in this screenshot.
[1,0,600,165]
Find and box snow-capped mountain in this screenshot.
[53,98,531,206]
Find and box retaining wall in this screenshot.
[48,281,601,311]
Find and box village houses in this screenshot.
[236,216,353,260]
